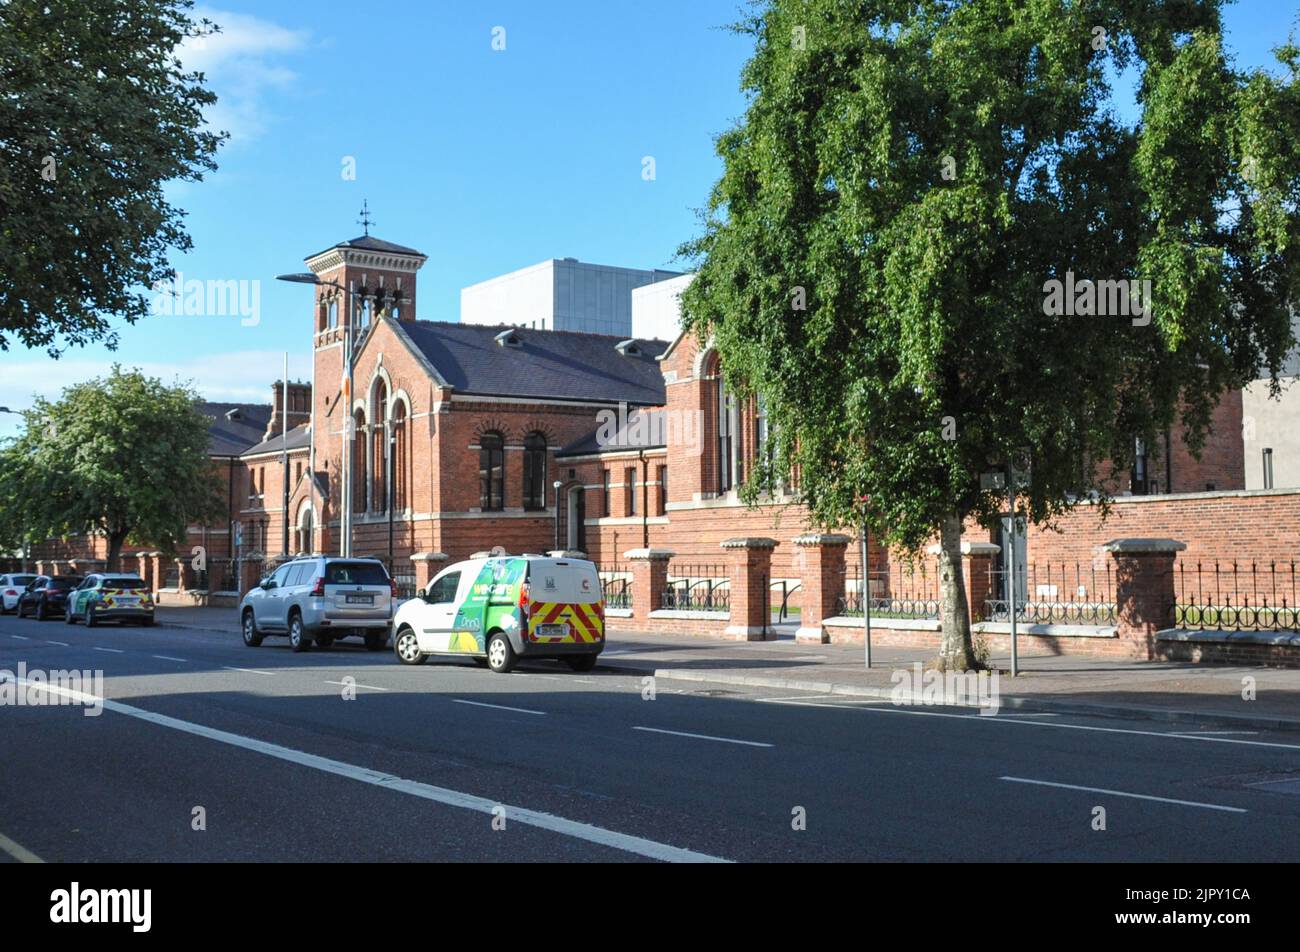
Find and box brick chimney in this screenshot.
[265,380,312,440]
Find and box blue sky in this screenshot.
[0,0,1295,438]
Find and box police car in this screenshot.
[391,553,604,673]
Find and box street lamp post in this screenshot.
[553,480,563,551]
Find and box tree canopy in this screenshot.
[680,0,1300,667]
[0,0,224,353]
[0,366,223,570]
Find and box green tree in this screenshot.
[0,0,224,353]
[680,0,1300,669]
[10,366,222,570]
[0,442,41,567]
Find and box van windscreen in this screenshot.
[325,562,389,585]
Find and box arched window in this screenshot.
[327,298,338,329]
[297,502,314,555]
[392,401,409,512]
[371,381,388,512]
[522,431,547,510]
[352,409,367,514]
[709,354,740,494]
[479,431,504,511]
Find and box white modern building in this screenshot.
[460,258,682,337]
[631,272,695,342]
[1242,312,1300,489]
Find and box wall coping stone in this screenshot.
[1157,628,1300,646]
[925,540,1002,556]
[793,533,852,547]
[720,537,779,550]
[546,550,588,559]
[1101,538,1187,554]
[625,548,675,561]
[649,609,729,621]
[823,616,943,631]
[410,552,449,563]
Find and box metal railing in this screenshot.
[599,565,631,610]
[662,562,730,612]
[163,565,181,589]
[984,561,1117,625]
[1174,560,1299,632]
[772,579,801,623]
[212,559,238,593]
[837,562,941,620]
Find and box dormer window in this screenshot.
[495,329,523,348]
[615,339,642,357]
[225,408,243,421]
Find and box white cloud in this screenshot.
[0,351,313,440]
[177,9,310,144]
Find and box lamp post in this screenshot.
[553,480,563,551]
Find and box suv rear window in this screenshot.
[325,562,389,585]
[103,578,147,591]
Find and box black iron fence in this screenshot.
[1174,560,1298,632]
[837,562,941,620]
[985,561,1117,625]
[599,565,631,610]
[163,564,181,589]
[662,562,730,612]
[212,559,238,593]
[772,579,801,623]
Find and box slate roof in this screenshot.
[558,410,666,458]
[241,423,312,458]
[393,321,668,406]
[307,234,425,260]
[199,402,274,456]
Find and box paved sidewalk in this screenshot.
[153,606,1300,731]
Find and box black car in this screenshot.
[17,576,84,621]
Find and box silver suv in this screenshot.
[239,557,396,652]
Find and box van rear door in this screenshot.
[525,559,604,645]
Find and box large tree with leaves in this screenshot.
[7,366,223,570]
[0,0,224,353]
[680,0,1300,669]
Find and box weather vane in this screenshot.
[357,200,374,236]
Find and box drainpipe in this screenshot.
[1165,428,1173,494]
[639,449,649,549]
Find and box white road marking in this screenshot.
[1169,730,1259,736]
[0,831,44,864]
[152,655,188,663]
[632,726,773,748]
[44,641,69,647]
[14,676,726,864]
[224,666,274,676]
[324,680,389,692]
[452,699,545,716]
[93,647,123,654]
[750,696,1300,750]
[999,776,1247,814]
[10,635,29,640]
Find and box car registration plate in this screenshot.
[346,594,373,605]
[537,623,568,639]
[115,596,139,605]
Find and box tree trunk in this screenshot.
[936,512,977,671]
[106,529,129,573]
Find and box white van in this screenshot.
[391,554,604,673]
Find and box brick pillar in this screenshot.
[625,548,674,624]
[1102,538,1184,660]
[145,552,164,593]
[721,537,779,642]
[793,533,851,644]
[239,555,265,599]
[135,551,154,591]
[411,552,449,592]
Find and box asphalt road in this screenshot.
[2,609,1299,862]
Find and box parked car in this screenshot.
[239,556,397,652]
[0,574,38,613]
[64,574,154,627]
[392,554,604,673]
[16,575,83,621]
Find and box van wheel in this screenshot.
[486,632,516,673]
[288,614,310,652]
[364,631,387,652]
[242,610,263,647]
[64,605,76,625]
[394,627,426,665]
[565,654,598,672]
[84,606,97,628]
